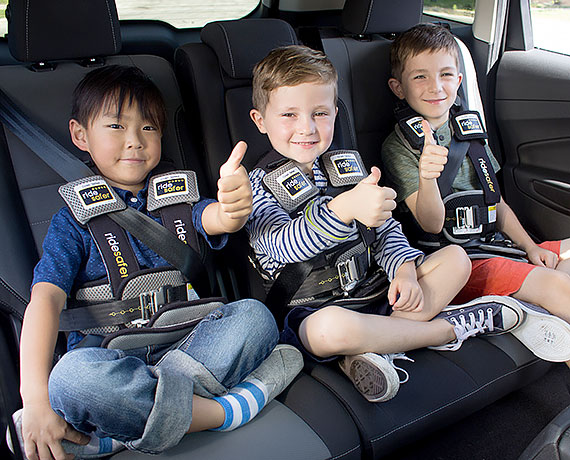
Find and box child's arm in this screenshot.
[20,282,89,459]
[326,167,397,228]
[202,141,253,235]
[497,198,559,268]
[404,121,448,233]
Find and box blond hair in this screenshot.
[390,24,460,80]
[252,45,337,114]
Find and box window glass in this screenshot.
[423,0,475,24]
[0,0,6,38]
[531,1,570,55]
[0,0,259,37]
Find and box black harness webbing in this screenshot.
[0,87,93,180]
[87,216,140,296]
[437,136,470,198]
[465,141,501,205]
[59,284,191,331]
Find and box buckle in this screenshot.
[132,286,169,327]
[337,257,359,293]
[454,206,482,235]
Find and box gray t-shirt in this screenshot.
[381,120,500,204]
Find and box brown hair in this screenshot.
[71,65,167,132]
[252,45,338,114]
[390,24,460,80]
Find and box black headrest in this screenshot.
[7,0,121,62]
[342,0,424,35]
[201,18,298,80]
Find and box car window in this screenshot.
[530,0,570,55]
[0,0,259,37]
[423,0,475,24]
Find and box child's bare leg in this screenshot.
[556,238,570,275]
[391,245,471,321]
[186,396,225,433]
[513,266,570,323]
[298,306,456,358]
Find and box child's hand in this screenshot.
[419,120,448,180]
[217,141,253,223]
[328,167,397,227]
[22,403,89,460]
[388,262,424,312]
[526,244,559,269]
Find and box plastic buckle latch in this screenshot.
[337,257,359,293]
[133,286,168,327]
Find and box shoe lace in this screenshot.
[431,307,495,352]
[382,353,414,384]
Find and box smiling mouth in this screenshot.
[424,98,446,104]
[292,141,318,146]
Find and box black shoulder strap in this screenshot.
[0,86,94,180]
[437,136,470,198]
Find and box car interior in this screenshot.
[0,0,568,459]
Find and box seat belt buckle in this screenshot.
[133,286,169,327]
[454,206,482,235]
[337,257,359,293]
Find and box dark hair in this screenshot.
[390,24,460,80]
[252,45,338,114]
[71,65,167,131]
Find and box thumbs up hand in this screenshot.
[419,120,448,180]
[327,166,397,228]
[216,141,253,227]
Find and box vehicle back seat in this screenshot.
[174,13,554,460]
[0,2,361,460]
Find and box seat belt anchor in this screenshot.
[133,286,170,327]
[337,258,359,293]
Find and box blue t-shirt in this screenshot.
[32,180,227,347]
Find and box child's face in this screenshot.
[389,49,463,129]
[69,102,162,194]
[250,82,337,174]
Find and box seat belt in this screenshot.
[0,86,208,291]
[436,136,470,198]
[0,87,93,181]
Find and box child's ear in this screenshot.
[388,78,406,100]
[249,109,267,134]
[69,119,90,152]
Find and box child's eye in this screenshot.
[143,125,157,131]
[441,72,455,77]
[413,74,426,80]
[314,112,329,117]
[108,123,123,129]
[281,113,295,118]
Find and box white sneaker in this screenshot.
[339,352,413,403]
[510,300,570,362]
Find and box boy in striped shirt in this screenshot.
[246,45,525,403]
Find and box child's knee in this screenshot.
[442,245,471,280]
[302,307,357,356]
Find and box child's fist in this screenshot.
[419,120,448,180]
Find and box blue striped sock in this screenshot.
[210,378,269,431]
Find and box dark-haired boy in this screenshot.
[13,65,302,460]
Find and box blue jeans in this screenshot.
[48,299,278,455]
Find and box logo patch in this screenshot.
[154,174,188,199]
[330,153,363,178]
[75,181,115,208]
[455,113,484,136]
[277,167,312,199]
[406,116,425,138]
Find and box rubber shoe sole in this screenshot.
[511,302,570,362]
[339,353,400,403]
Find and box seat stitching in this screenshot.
[218,23,236,77]
[104,0,119,53]
[25,0,30,60]
[363,0,374,35]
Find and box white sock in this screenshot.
[210,378,269,431]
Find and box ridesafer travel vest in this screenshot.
[394,103,526,261]
[56,171,225,350]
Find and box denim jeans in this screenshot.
[48,299,278,455]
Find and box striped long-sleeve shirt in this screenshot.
[246,157,424,281]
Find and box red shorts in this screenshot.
[453,241,561,304]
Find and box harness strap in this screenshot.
[87,216,140,296]
[466,141,501,205]
[437,136,470,198]
[60,284,191,331]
